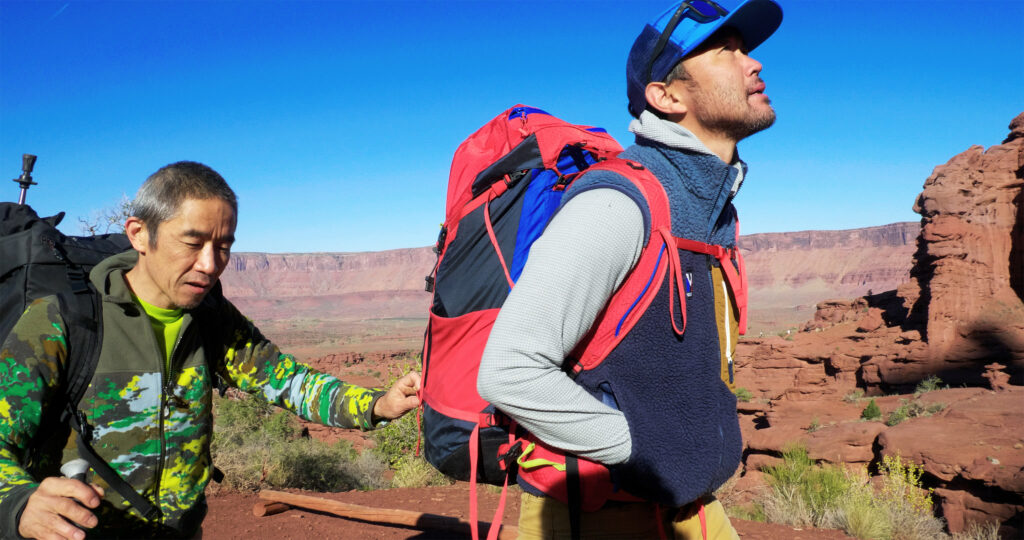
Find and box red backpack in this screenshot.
[420,105,748,539]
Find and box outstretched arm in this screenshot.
[212,299,418,430]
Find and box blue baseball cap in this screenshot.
[626,0,783,118]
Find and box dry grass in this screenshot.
[755,446,950,539]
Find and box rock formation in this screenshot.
[734,113,1024,536]
[742,222,918,334]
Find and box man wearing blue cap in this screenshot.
[478,1,783,538]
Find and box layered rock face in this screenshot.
[907,115,1024,382]
[221,229,916,335]
[221,247,435,322]
[224,247,435,298]
[735,113,1024,535]
[742,223,917,334]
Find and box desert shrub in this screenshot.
[391,455,453,488]
[369,363,423,468]
[886,399,912,426]
[212,392,374,492]
[763,446,851,529]
[886,399,945,426]
[727,503,766,523]
[369,408,419,467]
[348,449,392,491]
[761,483,813,528]
[861,399,882,420]
[733,387,753,402]
[757,446,948,539]
[843,388,865,403]
[807,417,822,432]
[914,375,944,396]
[839,474,893,540]
[951,520,1000,540]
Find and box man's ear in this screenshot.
[644,81,689,117]
[124,217,149,254]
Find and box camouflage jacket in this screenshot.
[0,250,386,538]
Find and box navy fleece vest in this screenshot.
[546,138,742,506]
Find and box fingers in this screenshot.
[373,372,423,420]
[397,372,422,394]
[19,477,101,540]
[37,477,102,509]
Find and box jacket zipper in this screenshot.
[710,167,736,384]
[153,319,189,523]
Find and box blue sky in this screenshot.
[2,0,1021,253]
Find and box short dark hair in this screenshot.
[131,161,237,246]
[646,61,692,119]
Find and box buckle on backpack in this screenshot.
[72,409,94,443]
[498,440,524,471]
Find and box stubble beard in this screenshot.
[687,79,776,142]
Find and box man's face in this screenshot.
[674,30,775,142]
[126,197,236,310]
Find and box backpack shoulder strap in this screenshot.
[566,158,673,371]
[56,285,162,521]
[568,158,748,370]
[55,289,100,415]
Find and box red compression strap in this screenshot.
[456,174,514,224]
[487,474,509,540]
[675,237,727,259]
[483,194,514,288]
[675,237,748,335]
[469,424,481,540]
[658,228,687,335]
[698,498,707,540]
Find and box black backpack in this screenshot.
[0,201,165,519]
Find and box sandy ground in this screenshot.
[202,483,853,539]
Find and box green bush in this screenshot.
[727,503,766,523]
[369,407,419,467]
[756,445,948,539]
[861,399,881,420]
[886,399,946,426]
[914,375,944,396]
[877,453,947,539]
[733,387,753,402]
[212,392,380,492]
[763,446,850,527]
[886,399,912,426]
[391,455,453,488]
[368,361,423,467]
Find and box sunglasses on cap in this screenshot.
[644,0,730,85]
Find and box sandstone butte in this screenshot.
[221,112,1024,537]
[735,112,1024,537]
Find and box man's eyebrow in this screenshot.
[181,229,235,244]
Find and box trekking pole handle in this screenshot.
[14,153,38,205]
[60,458,90,483]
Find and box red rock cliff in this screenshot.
[734,113,1024,536]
